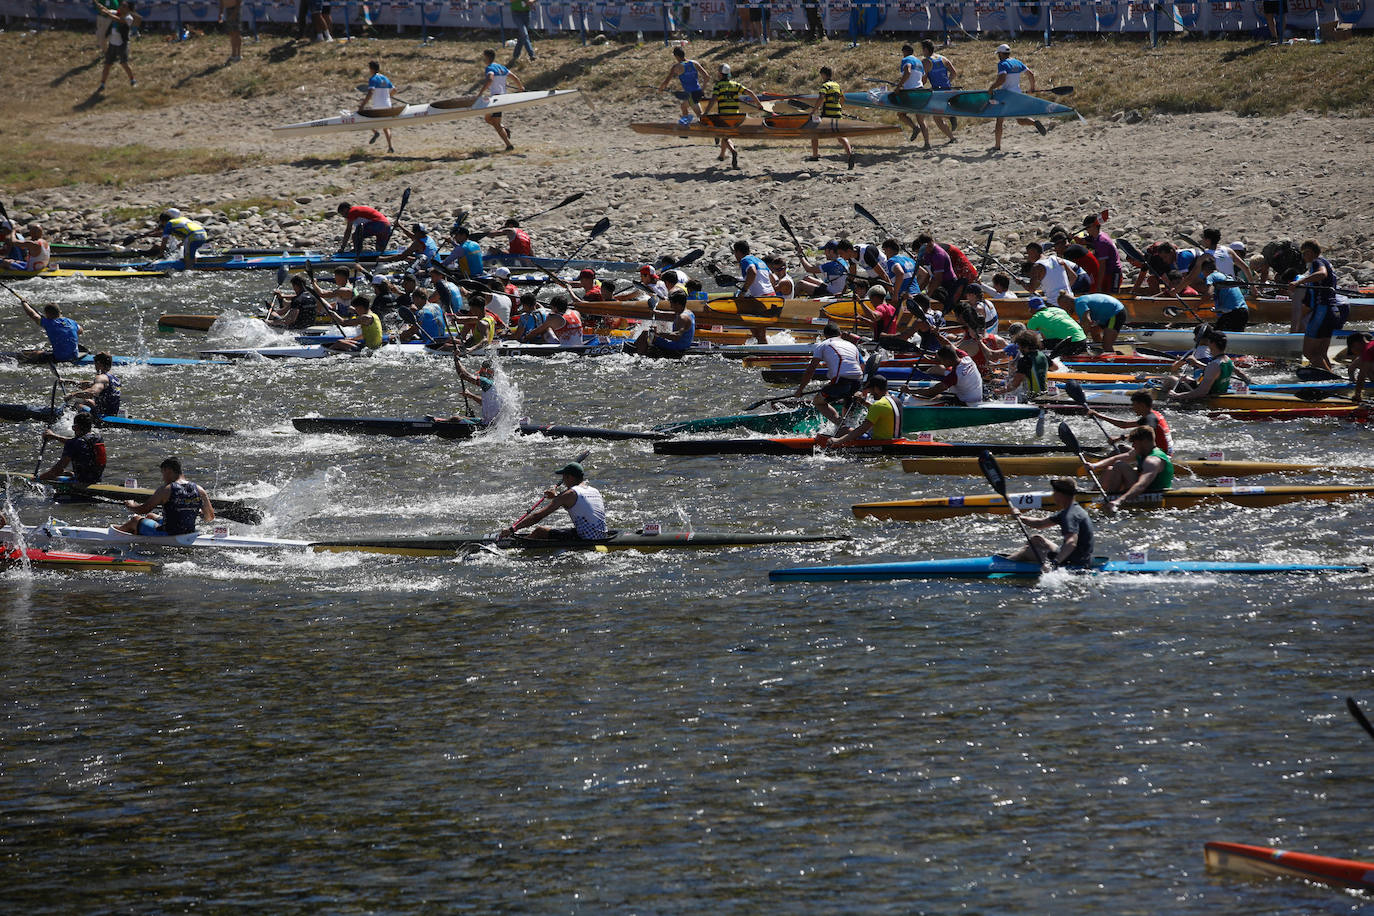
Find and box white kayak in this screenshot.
[1128,328,1353,359]
[272,89,582,137]
[200,340,621,360]
[4,524,311,550]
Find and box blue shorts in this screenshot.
[820,376,863,401]
[1305,302,1347,339]
[353,219,392,252]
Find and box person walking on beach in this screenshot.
[361,60,396,153]
[510,0,537,62]
[96,0,140,93]
[477,48,525,151]
[989,43,1045,151]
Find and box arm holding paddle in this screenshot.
[501,489,574,538]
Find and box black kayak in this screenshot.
[311,529,849,556]
[654,436,1072,457]
[0,403,60,423]
[292,416,669,441]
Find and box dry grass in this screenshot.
[0,138,257,192]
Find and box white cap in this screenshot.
[719,63,731,76]
[996,43,1011,53]
[493,267,511,278]
[162,208,181,219]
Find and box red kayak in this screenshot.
[2,545,159,572]
[1204,841,1374,891]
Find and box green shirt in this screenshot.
[1136,447,1174,491]
[511,0,531,12]
[1027,306,1087,343]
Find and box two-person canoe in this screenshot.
[291,416,668,441]
[852,484,1374,521]
[272,89,583,136]
[310,530,848,557]
[655,437,1071,457]
[1203,841,1374,892]
[769,555,1366,582]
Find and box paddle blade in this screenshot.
[669,248,704,269]
[978,450,1008,498]
[853,203,881,228]
[590,216,612,239]
[553,191,584,210]
[1057,420,1081,452]
[779,213,794,236]
[399,187,412,210]
[1348,696,1374,743]
[1296,366,1342,382]
[1064,379,1088,406]
[1115,237,1146,264]
[1035,408,1046,438]
[276,265,289,287]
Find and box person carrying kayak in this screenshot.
[138,209,208,268]
[500,461,607,541]
[893,43,939,147]
[16,298,82,363]
[266,274,321,329]
[912,343,984,406]
[1086,426,1174,513]
[113,457,215,536]
[335,201,392,256]
[1063,290,1127,352]
[792,321,866,430]
[627,289,696,359]
[920,39,958,142]
[361,59,396,153]
[1026,296,1088,356]
[826,374,901,447]
[807,66,854,170]
[989,44,1046,152]
[37,413,107,486]
[61,352,120,418]
[477,48,525,151]
[1088,390,1173,455]
[1005,478,1094,569]
[699,64,762,169]
[658,45,710,126]
[1162,329,1236,402]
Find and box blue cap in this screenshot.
[1027,296,1047,311]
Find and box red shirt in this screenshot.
[345,205,388,225]
[1361,341,1374,363]
[870,302,898,337]
[508,229,532,256]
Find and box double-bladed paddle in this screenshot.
[978,450,1049,571]
[505,449,591,534]
[532,217,613,296]
[469,192,586,241]
[1062,379,1117,444]
[1058,421,1112,509]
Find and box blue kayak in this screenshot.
[143,250,405,272]
[100,416,233,436]
[486,253,642,273]
[769,555,1368,582]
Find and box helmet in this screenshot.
[160,208,181,221]
[719,64,731,76]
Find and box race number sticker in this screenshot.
[1009,493,1043,509]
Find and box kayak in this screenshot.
[272,89,582,136]
[1126,328,1353,359]
[769,555,1367,582]
[0,352,230,368]
[200,340,625,360]
[630,114,900,141]
[986,294,1301,325]
[652,406,823,436]
[1,544,160,573]
[1047,392,1337,412]
[1210,405,1371,422]
[576,297,830,333]
[2,475,261,525]
[143,249,405,272]
[655,437,1071,458]
[1203,841,1374,892]
[485,253,642,273]
[901,456,1370,478]
[901,403,1041,433]
[852,484,1374,521]
[0,267,167,279]
[841,87,1078,120]
[310,529,848,557]
[1074,379,1351,397]
[0,407,231,436]
[0,403,60,423]
[6,523,310,551]
[291,416,669,441]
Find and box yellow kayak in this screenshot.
[0,267,168,279]
[902,457,1371,478]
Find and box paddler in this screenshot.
[559,267,611,303]
[513,292,556,343]
[499,460,607,541]
[658,45,710,125]
[140,209,208,268]
[1005,478,1095,569]
[792,322,867,430]
[37,413,107,486]
[1026,296,1089,356]
[0,224,25,270]
[113,457,215,536]
[1086,426,1174,513]
[882,238,917,306]
[335,201,392,256]
[427,264,465,325]
[483,219,533,260]
[308,266,356,317]
[1290,239,1345,372]
[16,299,82,363]
[266,274,321,329]
[988,44,1046,152]
[920,39,958,141]
[450,359,509,424]
[361,60,396,153]
[825,374,900,447]
[1344,331,1374,402]
[1026,241,1089,304]
[525,296,585,348]
[911,343,984,406]
[442,223,484,279]
[627,289,695,359]
[734,240,776,299]
[1087,390,1173,454]
[1063,290,1127,352]
[996,330,1051,400]
[385,223,440,268]
[61,352,120,418]
[913,234,966,308]
[807,66,854,170]
[699,64,763,170]
[1081,212,1122,293]
[323,297,387,352]
[477,48,526,151]
[860,286,898,342]
[765,254,796,298]
[794,240,851,298]
[1162,329,1236,402]
[13,223,52,273]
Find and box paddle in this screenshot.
[778,213,805,256]
[1295,366,1342,382]
[455,350,474,418]
[390,187,413,240]
[1347,697,1374,744]
[33,378,61,478]
[1058,421,1111,507]
[1062,379,1116,443]
[532,217,612,296]
[506,449,591,534]
[470,193,586,242]
[978,450,1048,570]
[744,387,823,412]
[1029,85,1075,97]
[661,248,704,272]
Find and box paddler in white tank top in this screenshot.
[526,295,585,347]
[501,461,608,541]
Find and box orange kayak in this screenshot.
[1204,841,1374,891]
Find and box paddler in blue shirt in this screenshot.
[17,299,82,363]
[62,352,120,418]
[894,44,933,147]
[699,64,762,170]
[658,45,709,126]
[387,222,440,269]
[989,43,1046,152]
[808,66,854,170]
[627,289,695,359]
[882,238,918,307]
[38,413,107,486]
[113,457,215,536]
[361,59,396,153]
[442,224,484,278]
[477,48,525,151]
[920,39,958,142]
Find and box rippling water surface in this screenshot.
[2,274,1372,914]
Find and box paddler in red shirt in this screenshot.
[1088,390,1173,454]
[335,201,392,256]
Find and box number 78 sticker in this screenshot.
[1008,494,1043,509]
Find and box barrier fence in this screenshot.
[4,0,1368,44]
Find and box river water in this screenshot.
[2,273,1372,914]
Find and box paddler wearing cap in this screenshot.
[699,63,763,169]
[135,208,208,267]
[988,44,1046,152]
[1004,478,1095,569]
[559,267,611,303]
[617,264,669,302]
[500,461,607,541]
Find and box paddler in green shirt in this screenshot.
[1025,295,1088,356]
[1084,426,1174,513]
[1162,329,1236,402]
